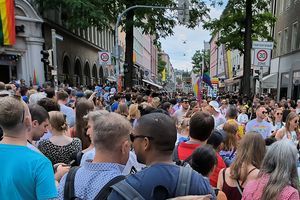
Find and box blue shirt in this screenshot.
[58,161,125,200]
[108,163,216,199]
[111,102,119,112]
[245,119,274,139]
[59,104,75,127]
[0,144,57,200]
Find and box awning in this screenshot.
[224,75,243,86]
[262,73,278,88]
[142,79,163,89]
[106,76,117,82]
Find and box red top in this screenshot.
[178,142,226,187]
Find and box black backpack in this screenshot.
[63,167,125,200]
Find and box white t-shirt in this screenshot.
[173,108,188,125]
[213,113,226,128]
[245,119,274,139]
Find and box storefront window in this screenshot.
[292,71,300,100]
[280,73,289,100]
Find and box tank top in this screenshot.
[222,168,256,200]
[282,129,298,146]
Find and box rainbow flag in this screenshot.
[193,77,202,104]
[0,0,16,45]
[202,70,213,89]
[33,68,39,85]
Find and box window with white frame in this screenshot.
[291,22,298,51]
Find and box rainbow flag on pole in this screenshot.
[0,0,16,45]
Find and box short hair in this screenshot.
[191,145,217,177]
[207,129,225,149]
[93,112,131,151]
[135,113,177,152]
[29,104,49,124]
[37,98,60,112]
[189,111,214,141]
[226,105,238,119]
[0,96,24,131]
[56,90,69,101]
[45,88,55,98]
[20,86,28,96]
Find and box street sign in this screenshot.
[252,41,274,50]
[99,52,111,65]
[254,49,271,67]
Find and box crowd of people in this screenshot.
[0,80,300,200]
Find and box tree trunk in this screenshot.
[124,8,134,89]
[242,0,253,95]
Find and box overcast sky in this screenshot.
[160,4,226,71]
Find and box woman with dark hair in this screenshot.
[275,112,300,147]
[217,133,266,200]
[161,102,173,115]
[242,140,299,200]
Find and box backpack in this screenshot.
[110,166,193,200]
[63,167,126,200]
[172,144,192,167]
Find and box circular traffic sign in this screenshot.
[100,52,109,62]
[256,49,268,62]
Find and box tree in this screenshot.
[35,0,223,88]
[203,0,276,95]
[192,50,210,74]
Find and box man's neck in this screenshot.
[92,151,121,164]
[187,138,207,145]
[1,132,27,146]
[145,154,173,166]
[57,100,66,105]
[256,117,263,122]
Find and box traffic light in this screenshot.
[40,49,53,66]
[178,0,190,24]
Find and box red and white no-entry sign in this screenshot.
[254,48,271,66]
[99,52,111,65]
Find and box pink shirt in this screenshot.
[242,175,299,200]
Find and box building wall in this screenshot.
[210,33,218,77]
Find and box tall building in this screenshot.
[271,0,300,100]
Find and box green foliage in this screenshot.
[158,54,166,74]
[204,0,276,53]
[192,50,210,74]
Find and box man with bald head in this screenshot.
[108,113,215,199]
[0,96,57,199]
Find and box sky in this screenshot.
[160,4,226,71]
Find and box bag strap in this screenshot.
[94,175,126,200]
[172,144,180,163]
[64,166,80,200]
[111,180,145,200]
[229,149,236,160]
[175,167,193,196]
[236,180,243,196]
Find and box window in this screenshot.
[277,31,282,56]
[291,22,299,51]
[283,28,289,54]
[278,0,284,13]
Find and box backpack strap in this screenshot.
[111,180,145,200]
[94,175,126,200]
[175,167,193,196]
[64,166,80,200]
[172,144,180,163]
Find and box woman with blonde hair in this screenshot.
[220,121,238,166]
[275,112,300,147]
[38,111,82,165]
[242,140,300,200]
[217,132,266,200]
[127,104,140,125]
[115,102,129,117]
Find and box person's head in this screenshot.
[48,111,68,133]
[222,121,238,151]
[75,98,94,149]
[181,98,190,110]
[56,90,69,104]
[221,99,228,107]
[230,132,266,182]
[191,145,217,177]
[0,82,5,90]
[285,112,299,131]
[190,101,200,113]
[201,99,208,108]
[241,106,247,114]
[161,102,172,114]
[273,108,283,122]
[85,110,109,143]
[128,104,140,120]
[93,112,132,165]
[28,104,49,140]
[0,96,32,137]
[259,140,299,200]
[207,129,225,150]
[131,113,177,165]
[256,105,268,120]
[189,111,214,142]
[20,86,28,96]
[37,98,60,112]
[116,102,129,116]
[208,100,220,114]
[226,105,238,119]
[45,88,55,99]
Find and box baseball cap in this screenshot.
[207,129,227,149]
[209,100,220,113]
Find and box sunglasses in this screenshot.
[294,120,299,124]
[276,113,283,116]
[129,133,153,143]
[262,111,268,114]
